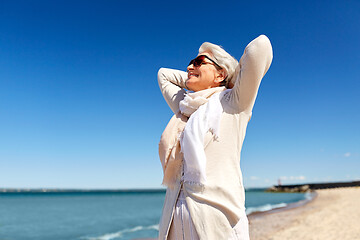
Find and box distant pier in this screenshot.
[267,180,360,193]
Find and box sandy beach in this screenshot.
[249,187,360,240]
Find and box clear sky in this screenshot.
[1,0,359,189]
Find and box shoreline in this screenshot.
[249,187,360,239]
[248,190,317,219]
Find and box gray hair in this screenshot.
[199,42,239,88]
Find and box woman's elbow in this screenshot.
[246,35,273,71]
[158,67,171,83]
[247,35,272,56]
[158,67,166,79]
[259,35,273,62]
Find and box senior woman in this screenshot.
[157,35,273,240]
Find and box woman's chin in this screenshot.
[187,85,201,92]
[185,81,196,91]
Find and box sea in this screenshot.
[0,189,311,240]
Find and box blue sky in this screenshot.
[1,0,359,189]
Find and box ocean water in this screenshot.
[0,189,309,240]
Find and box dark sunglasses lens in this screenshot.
[189,56,206,67]
[194,56,205,67]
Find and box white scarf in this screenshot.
[180,88,230,186]
[159,87,228,189]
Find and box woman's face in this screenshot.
[186,52,225,92]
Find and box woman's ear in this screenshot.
[214,69,226,83]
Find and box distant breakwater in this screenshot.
[267,180,360,193]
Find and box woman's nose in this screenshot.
[187,64,194,71]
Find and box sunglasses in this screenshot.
[188,55,222,69]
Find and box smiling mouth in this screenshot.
[188,73,199,78]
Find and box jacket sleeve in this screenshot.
[157,67,188,114]
[228,35,273,115]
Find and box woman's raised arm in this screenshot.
[157,68,188,114]
[228,35,273,115]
